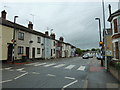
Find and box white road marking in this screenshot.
[16,68,24,71]
[44,63,56,67]
[62,80,78,88]
[47,74,56,77]
[65,77,75,80]
[25,62,39,65]
[77,66,86,71]
[9,70,14,71]
[4,67,12,70]
[34,63,47,66]
[65,65,75,69]
[32,72,40,74]
[0,68,3,70]
[19,71,27,73]
[53,64,65,68]
[0,79,13,83]
[14,72,28,80]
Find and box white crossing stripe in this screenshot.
[32,72,40,74]
[65,65,75,69]
[53,64,65,68]
[44,63,56,67]
[16,68,24,71]
[34,63,47,66]
[77,66,86,71]
[4,67,12,70]
[47,74,56,77]
[25,62,39,65]
[65,77,75,80]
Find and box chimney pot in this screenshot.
[50,33,55,39]
[1,10,7,19]
[45,31,49,36]
[59,37,64,42]
[28,21,33,30]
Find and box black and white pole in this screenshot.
[12,16,18,64]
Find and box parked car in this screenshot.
[82,54,89,59]
[96,54,103,60]
[88,54,93,58]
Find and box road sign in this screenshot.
[106,50,112,56]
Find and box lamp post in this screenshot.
[95,17,103,66]
[12,16,18,64]
[95,18,102,43]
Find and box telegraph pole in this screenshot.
[102,0,107,70]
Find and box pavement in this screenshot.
[0,57,120,89]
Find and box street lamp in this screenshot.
[12,16,18,64]
[95,17,103,66]
[95,18,102,43]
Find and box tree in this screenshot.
[75,48,82,56]
[91,48,96,51]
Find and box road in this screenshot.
[1,57,120,89]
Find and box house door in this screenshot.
[26,47,29,59]
[7,44,13,61]
[42,49,44,58]
[32,48,35,58]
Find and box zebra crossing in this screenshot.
[25,62,86,71]
[1,63,86,72]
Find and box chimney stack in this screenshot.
[1,10,7,19]
[50,33,55,39]
[28,21,33,30]
[45,31,49,36]
[59,37,64,42]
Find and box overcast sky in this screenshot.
[0,0,119,49]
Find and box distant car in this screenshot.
[82,54,89,59]
[96,55,103,60]
[88,54,93,58]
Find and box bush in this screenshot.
[110,60,120,70]
[115,62,120,70]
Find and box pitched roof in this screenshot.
[0,17,76,48]
[108,9,120,22]
[0,17,49,38]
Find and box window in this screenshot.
[115,42,119,59]
[37,48,40,54]
[37,37,41,43]
[18,32,24,40]
[113,19,118,33]
[18,46,24,54]
[54,49,55,54]
[118,17,120,32]
[54,41,55,46]
[51,49,52,56]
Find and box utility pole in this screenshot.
[102,0,107,70]
[12,16,18,64]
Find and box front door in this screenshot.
[7,44,13,61]
[32,48,35,58]
[26,47,29,59]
